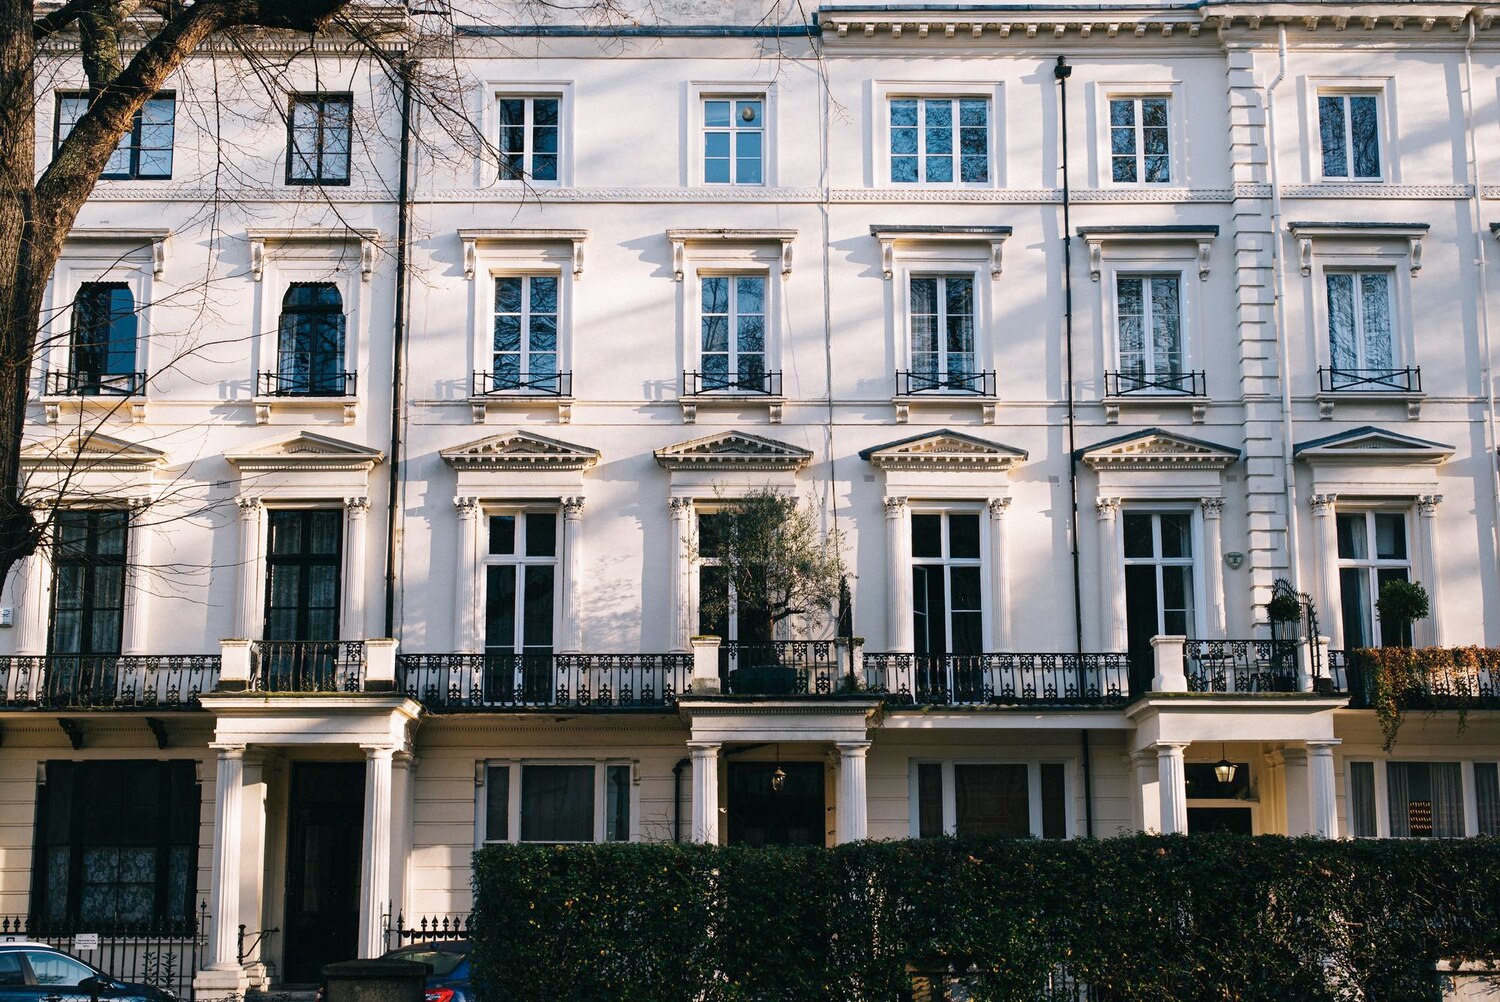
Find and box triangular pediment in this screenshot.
[441,431,600,472]
[21,433,165,472]
[1078,428,1239,471]
[1295,426,1453,466]
[225,432,383,472]
[860,430,1027,472]
[654,431,813,471]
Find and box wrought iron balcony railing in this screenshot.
[719,640,857,695]
[257,370,358,397]
[683,369,782,396]
[250,641,365,693]
[1318,366,1422,393]
[896,369,996,396]
[1330,648,1500,709]
[473,370,573,397]
[398,653,693,710]
[1104,369,1206,397]
[1183,639,1299,693]
[0,655,219,710]
[45,370,147,397]
[862,652,1131,706]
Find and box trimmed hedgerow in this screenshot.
[470,834,1500,1002]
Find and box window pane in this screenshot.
[605,765,631,842]
[1477,763,1500,837]
[1122,513,1153,559]
[520,765,595,842]
[1374,513,1406,561]
[1349,94,1380,178]
[484,566,517,653]
[1319,95,1348,177]
[704,100,730,128]
[1359,272,1394,369]
[1159,513,1192,559]
[1336,513,1368,560]
[949,513,980,559]
[1339,567,1374,649]
[522,566,555,650]
[955,764,1029,836]
[917,763,944,837]
[1327,273,1357,370]
[911,514,942,558]
[489,515,515,555]
[1040,763,1067,839]
[1349,761,1377,837]
[525,512,557,557]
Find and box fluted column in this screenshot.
[688,741,720,844]
[835,741,871,843]
[358,745,395,958]
[885,496,913,650]
[234,498,263,639]
[669,498,694,652]
[1200,497,1226,639]
[1130,750,1160,833]
[454,498,481,653]
[1417,495,1443,646]
[987,498,1012,651]
[1096,498,1126,651]
[207,744,246,970]
[13,511,51,655]
[559,497,585,653]
[1308,494,1341,648]
[342,497,369,640]
[1156,741,1189,835]
[1307,740,1341,838]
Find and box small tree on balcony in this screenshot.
[1376,579,1430,648]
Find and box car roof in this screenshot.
[0,942,58,950]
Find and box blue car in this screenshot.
[0,944,177,1002]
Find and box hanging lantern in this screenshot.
[771,766,787,794]
[1214,743,1237,785]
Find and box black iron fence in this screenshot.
[1104,369,1206,396]
[682,369,782,396]
[0,655,218,710]
[896,369,996,396]
[1331,648,1500,709]
[0,906,207,1001]
[1318,366,1421,393]
[250,641,365,693]
[45,370,147,396]
[1183,639,1300,693]
[384,912,473,950]
[719,640,853,695]
[256,370,357,397]
[398,653,693,710]
[472,370,572,397]
[863,653,1131,706]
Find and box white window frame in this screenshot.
[870,81,1004,189]
[251,242,368,418]
[478,760,638,845]
[684,262,779,380]
[686,82,775,187]
[1093,242,1205,393]
[700,93,767,187]
[481,506,562,656]
[464,242,576,399]
[1303,78,1397,184]
[485,272,566,394]
[908,507,986,655]
[1324,268,1399,371]
[42,252,155,398]
[897,262,989,381]
[1119,505,1205,639]
[1113,271,1185,379]
[1334,506,1412,649]
[479,82,574,187]
[696,272,769,391]
[1344,758,1489,838]
[907,758,1074,838]
[1101,90,1178,186]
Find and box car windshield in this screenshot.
[387,947,466,977]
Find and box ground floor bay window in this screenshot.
[481,762,631,844]
[912,761,1068,838]
[1348,760,1500,837]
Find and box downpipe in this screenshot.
[1267,27,1302,599]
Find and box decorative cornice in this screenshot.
[655,430,813,472]
[440,431,600,473]
[667,229,797,281]
[1079,226,1218,282]
[247,228,380,283]
[871,226,1011,279]
[64,228,170,276]
[1288,221,1428,276]
[859,429,1027,472]
[458,229,589,280]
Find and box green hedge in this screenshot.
[471,834,1500,1002]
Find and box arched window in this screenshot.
[69,283,140,395]
[273,282,347,395]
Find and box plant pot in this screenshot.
[730,664,799,695]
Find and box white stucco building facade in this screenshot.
[4,0,1500,991]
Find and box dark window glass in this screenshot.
[48,510,128,657]
[276,283,346,395]
[917,763,944,838]
[0,954,22,987]
[485,766,510,842]
[520,765,594,842]
[489,515,515,556]
[498,97,560,182]
[948,514,980,559]
[910,514,942,558]
[606,765,631,842]
[262,509,343,643]
[69,284,139,395]
[1122,512,1153,559]
[1477,763,1500,838]
[31,760,198,929]
[1040,763,1067,839]
[955,764,1029,837]
[1349,761,1377,837]
[55,92,175,180]
[912,564,946,656]
[287,93,353,185]
[525,513,557,557]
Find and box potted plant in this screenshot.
[1376,579,1430,648]
[1265,588,1303,641]
[693,488,847,695]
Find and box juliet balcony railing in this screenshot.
[256,370,358,397]
[250,641,365,693]
[1318,366,1422,393]
[1329,648,1500,709]
[683,369,782,396]
[397,653,694,710]
[862,652,1132,707]
[895,369,996,396]
[473,370,573,397]
[718,640,851,695]
[1104,369,1206,397]
[0,655,219,710]
[1183,639,1300,693]
[45,370,147,397]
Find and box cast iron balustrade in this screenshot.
[45,370,147,396]
[473,370,573,397]
[257,370,357,396]
[1104,369,1206,397]
[1330,648,1500,709]
[862,653,1131,706]
[896,370,996,396]
[1183,639,1299,693]
[682,369,782,396]
[397,653,693,710]
[719,640,853,695]
[0,655,218,709]
[385,912,473,950]
[1318,366,1422,393]
[250,641,365,692]
[0,904,207,1001]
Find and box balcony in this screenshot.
[1102,369,1208,425]
[1329,648,1500,710]
[0,655,219,710]
[397,653,693,710]
[1183,639,1300,694]
[718,640,852,695]
[473,370,572,397]
[1315,366,1423,419]
[680,370,784,424]
[893,369,998,425]
[862,652,1132,707]
[250,641,365,693]
[257,370,358,396]
[46,370,147,397]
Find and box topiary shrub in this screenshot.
[1376,579,1431,648]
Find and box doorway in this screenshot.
[282,762,364,983]
[727,762,825,846]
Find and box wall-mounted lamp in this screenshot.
[1224,551,1245,571]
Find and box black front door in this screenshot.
[727,762,825,846]
[283,763,364,983]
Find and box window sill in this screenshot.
[681,393,785,425]
[892,392,998,425]
[1315,390,1424,421]
[253,395,358,425]
[469,393,574,425]
[1102,393,1209,425]
[41,393,146,425]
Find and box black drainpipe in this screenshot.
[672,758,689,842]
[383,59,415,639]
[1055,55,1094,839]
